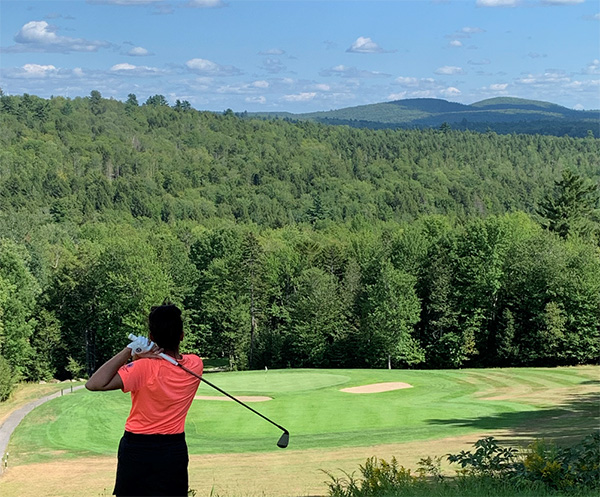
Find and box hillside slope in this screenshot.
[248,97,599,137]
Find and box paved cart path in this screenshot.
[0,385,85,475]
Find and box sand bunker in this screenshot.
[194,395,272,402]
[340,382,413,394]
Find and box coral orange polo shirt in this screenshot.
[118,354,203,435]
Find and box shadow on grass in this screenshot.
[427,392,600,447]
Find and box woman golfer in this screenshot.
[86,304,203,497]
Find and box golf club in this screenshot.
[128,334,289,448]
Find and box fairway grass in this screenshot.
[1,366,598,496]
[0,382,84,426]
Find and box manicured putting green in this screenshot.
[8,367,599,465]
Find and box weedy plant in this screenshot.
[323,456,429,497]
[519,432,600,491]
[447,436,519,478]
[324,432,600,497]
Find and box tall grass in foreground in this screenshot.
[324,432,599,497]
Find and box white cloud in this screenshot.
[281,78,295,85]
[446,26,483,47]
[15,21,59,44]
[128,46,151,56]
[186,58,217,72]
[21,64,58,78]
[476,0,519,6]
[394,76,437,87]
[186,58,241,76]
[282,92,317,102]
[216,81,273,94]
[110,63,163,75]
[395,76,419,86]
[320,65,390,78]
[252,80,270,88]
[194,76,214,84]
[435,65,464,75]
[402,90,438,98]
[389,77,464,101]
[388,92,408,101]
[185,77,213,92]
[489,83,509,91]
[245,96,266,104]
[261,58,286,74]
[584,59,600,75]
[111,63,137,71]
[461,27,485,34]
[515,70,573,87]
[1,63,87,80]
[259,48,285,56]
[186,0,226,7]
[8,20,109,53]
[314,83,331,91]
[346,36,387,54]
[440,87,461,97]
[564,79,600,89]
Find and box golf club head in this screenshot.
[277,430,289,449]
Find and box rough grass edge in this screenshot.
[323,432,600,497]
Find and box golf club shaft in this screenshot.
[172,360,288,434]
[128,334,288,437]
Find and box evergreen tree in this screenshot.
[537,170,599,239]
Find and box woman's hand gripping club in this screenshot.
[128,334,178,365]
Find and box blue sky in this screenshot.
[1,0,599,113]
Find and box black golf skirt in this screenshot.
[113,431,189,497]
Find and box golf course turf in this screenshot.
[6,366,599,467]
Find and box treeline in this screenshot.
[311,116,598,138]
[0,213,598,385]
[1,92,599,227]
[0,92,598,389]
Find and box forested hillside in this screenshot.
[0,92,598,393]
[249,97,600,137]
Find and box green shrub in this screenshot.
[520,432,600,491]
[65,356,84,380]
[0,354,17,401]
[324,456,424,497]
[324,433,600,497]
[447,436,519,478]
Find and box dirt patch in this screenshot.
[194,395,272,402]
[341,382,413,393]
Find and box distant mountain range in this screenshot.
[245,97,600,137]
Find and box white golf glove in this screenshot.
[127,336,154,357]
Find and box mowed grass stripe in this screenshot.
[7,367,599,466]
[466,368,598,407]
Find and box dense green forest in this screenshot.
[0,92,598,393]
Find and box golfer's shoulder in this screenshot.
[182,354,203,372]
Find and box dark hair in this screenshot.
[148,304,183,350]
